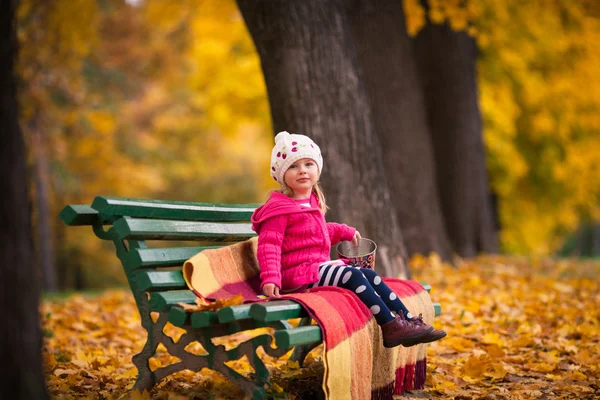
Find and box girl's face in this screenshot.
[284,158,320,196]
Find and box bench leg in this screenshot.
[289,317,322,366]
[131,311,168,391]
[131,312,291,398]
[197,328,289,399]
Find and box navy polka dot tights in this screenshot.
[306,262,411,325]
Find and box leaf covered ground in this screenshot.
[42,256,600,399]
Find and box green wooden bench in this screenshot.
[59,196,441,399]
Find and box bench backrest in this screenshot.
[60,196,259,313]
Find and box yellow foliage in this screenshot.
[17,0,600,290]
[403,1,600,254]
[403,0,426,36]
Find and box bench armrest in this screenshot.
[59,205,99,226]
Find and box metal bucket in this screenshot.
[336,238,377,269]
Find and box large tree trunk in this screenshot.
[237,0,410,277]
[413,22,498,257]
[344,0,453,261]
[0,0,48,397]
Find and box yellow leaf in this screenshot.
[483,362,507,380]
[71,349,92,368]
[271,382,285,393]
[526,362,556,373]
[512,335,535,348]
[149,358,161,372]
[566,370,587,381]
[462,354,488,380]
[71,322,87,332]
[443,336,475,352]
[481,332,505,346]
[54,368,79,376]
[483,343,505,359]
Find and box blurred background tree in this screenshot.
[411,0,600,255]
[17,0,274,290]
[14,0,600,289]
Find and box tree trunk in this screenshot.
[31,124,58,292]
[343,0,453,261]
[0,0,48,397]
[413,22,498,257]
[237,0,410,277]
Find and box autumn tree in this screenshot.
[17,0,101,291]
[236,0,411,277]
[343,0,453,261]
[0,0,47,397]
[413,9,498,257]
[237,0,498,272]
[411,0,600,255]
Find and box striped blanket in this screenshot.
[183,237,433,399]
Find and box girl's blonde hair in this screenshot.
[274,182,328,215]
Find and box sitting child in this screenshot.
[251,131,446,348]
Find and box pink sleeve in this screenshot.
[326,222,356,245]
[256,215,288,289]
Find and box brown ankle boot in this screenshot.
[381,315,434,348]
[401,314,447,347]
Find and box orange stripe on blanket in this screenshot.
[182,252,221,297]
[185,238,263,301]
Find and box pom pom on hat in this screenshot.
[270,131,323,184]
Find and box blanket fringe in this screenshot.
[393,366,406,395]
[371,381,395,400]
[404,363,416,391]
[414,358,427,389]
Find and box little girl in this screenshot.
[251,131,446,348]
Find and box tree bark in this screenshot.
[0,0,48,397]
[413,22,498,257]
[31,123,58,291]
[237,0,410,277]
[344,0,453,261]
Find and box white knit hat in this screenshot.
[270,131,323,184]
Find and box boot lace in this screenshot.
[409,313,427,327]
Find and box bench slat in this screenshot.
[250,300,309,321]
[124,246,221,270]
[190,310,219,327]
[250,299,442,322]
[168,307,220,328]
[217,304,253,323]
[59,205,100,226]
[168,307,189,326]
[92,196,258,222]
[136,271,187,291]
[113,217,256,241]
[149,290,197,311]
[273,302,443,349]
[275,326,322,349]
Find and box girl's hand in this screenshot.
[352,230,362,246]
[262,283,281,297]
